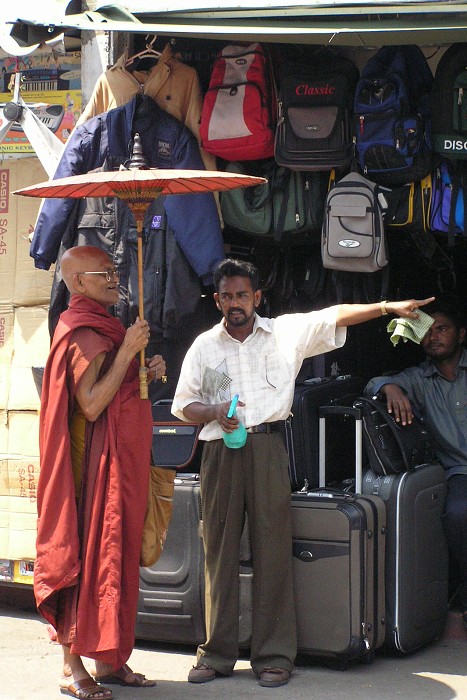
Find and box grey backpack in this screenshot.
[321,172,388,272]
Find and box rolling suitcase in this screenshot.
[291,405,386,667]
[137,474,206,644]
[284,375,365,490]
[362,464,449,653]
[137,474,254,648]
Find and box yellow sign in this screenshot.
[0,89,82,153]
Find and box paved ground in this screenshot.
[1,588,466,700]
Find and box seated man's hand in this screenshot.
[381,384,413,425]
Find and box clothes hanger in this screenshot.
[125,35,162,69]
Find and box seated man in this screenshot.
[365,302,467,625]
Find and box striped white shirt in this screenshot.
[172,306,346,441]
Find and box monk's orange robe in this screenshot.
[34,295,152,669]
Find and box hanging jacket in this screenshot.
[30,96,223,283]
[47,192,203,340]
[75,43,216,171]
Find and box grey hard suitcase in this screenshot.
[362,464,449,653]
[291,405,386,666]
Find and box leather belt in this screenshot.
[246,421,283,434]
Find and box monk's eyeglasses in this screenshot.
[77,269,120,282]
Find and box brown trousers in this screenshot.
[197,433,297,675]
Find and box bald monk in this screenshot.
[34,246,166,699]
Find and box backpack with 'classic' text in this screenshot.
[275,58,359,171]
[199,43,276,161]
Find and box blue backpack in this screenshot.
[430,160,465,245]
[354,46,435,186]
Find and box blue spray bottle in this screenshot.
[222,393,247,449]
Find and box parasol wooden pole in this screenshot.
[135,214,148,399]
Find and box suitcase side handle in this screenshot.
[319,405,363,493]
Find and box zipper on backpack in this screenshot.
[278,100,283,122]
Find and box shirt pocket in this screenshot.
[264,354,289,391]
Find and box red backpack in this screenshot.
[200,43,276,161]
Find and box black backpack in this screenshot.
[354,396,436,475]
[275,57,359,171]
[431,43,467,161]
[354,46,435,186]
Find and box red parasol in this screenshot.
[14,145,266,398]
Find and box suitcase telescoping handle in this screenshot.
[319,405,363,493]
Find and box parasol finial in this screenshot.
[128,133,149,170]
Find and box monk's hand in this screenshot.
[124,317,151,355]
[146,354,167,383]
[384,296,435,319]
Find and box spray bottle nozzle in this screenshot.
[227,393,239,419]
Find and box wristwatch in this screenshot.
[380,301,388,316]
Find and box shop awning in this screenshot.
[3,1,467,49]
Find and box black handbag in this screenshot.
[151,399,201,470]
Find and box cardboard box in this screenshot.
[0,456,39,500]
[0,305,14,410]
[0,157,55,306]
[0,457,8,497]
[0,167,17,303]
[6,457,40,502]
[7,510,37,561]
[7,411,39,458]
[8,306,50,410]
[0,457,39,560]
[14,559,34,584]
[0,413,7,454]
[0,558,14,582]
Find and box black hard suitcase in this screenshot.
[136,474,206,644]
[291,405,386,666]
[136,474,253,648]
[362,464,449,653]
[284,375,365,490]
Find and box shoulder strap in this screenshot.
[274,168,293,241]
[448,163,462,247]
